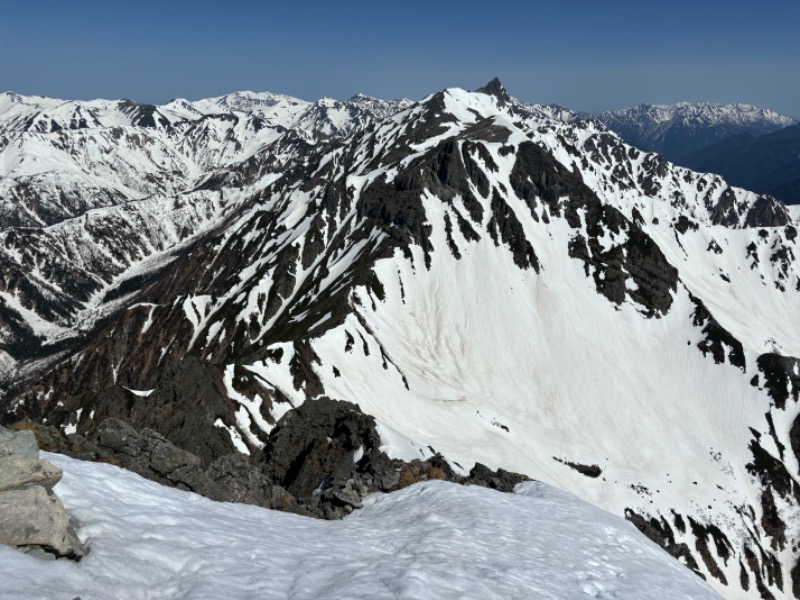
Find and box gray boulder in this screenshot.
[0,424,87,560]
[0,426,39,459]
[0,486,86,559]
[0,456,62,492]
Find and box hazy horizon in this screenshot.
[2,0,798,118]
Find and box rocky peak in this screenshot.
[475,77,511,105]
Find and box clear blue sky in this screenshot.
[2,0,798,117]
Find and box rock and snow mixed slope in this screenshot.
[0,452,722,600]
[4,81,800,598]
[0,90,409,371]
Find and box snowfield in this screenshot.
[0,453,721,600]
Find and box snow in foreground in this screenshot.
[0,453,721,600]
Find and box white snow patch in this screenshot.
[223,364,270,444]
[214,418,249,455]
[182,295,212,333]
[63,408,83,436]
[123,388,154,398]
[376,421,436,464]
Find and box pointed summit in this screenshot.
[475,77,511,104]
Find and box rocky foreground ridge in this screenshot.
[10,398,527,521]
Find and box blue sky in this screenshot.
[2,0,798,116]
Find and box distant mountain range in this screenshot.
[594,102,796,160]
[592,102,800,204]
[680,123,800,204]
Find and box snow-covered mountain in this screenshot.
[594,101,797,164]
[0,89,410,371]
[3,81,800,599]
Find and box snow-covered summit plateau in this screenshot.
[0,453,722,600]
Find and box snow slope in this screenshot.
[0,453,721,600]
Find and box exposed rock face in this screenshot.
[94,418,202,475]
[261,398,378,494]
[475,77,512,105]
[0,425,86,560]
[55,358,236,466]
[90,418,301,513]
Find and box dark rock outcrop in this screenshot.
[553,458,603,478]
[259,397,530,518]
[475,78,512,105]
[625,508,702,576]
[88,419,302,513]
